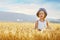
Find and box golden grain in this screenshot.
[0,22,60,40]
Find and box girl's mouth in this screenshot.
[41,16,43,17]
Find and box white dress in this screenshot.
[38,20,47,30]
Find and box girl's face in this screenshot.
[38,11,45,19]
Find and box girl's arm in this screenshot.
[35,20,38,29]
[46,20,49,28]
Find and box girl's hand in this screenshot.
[38,29,41,31]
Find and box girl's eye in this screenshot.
[40,13,43,15]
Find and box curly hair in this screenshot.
[36,8,47,18]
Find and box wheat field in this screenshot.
[0,22,60,40]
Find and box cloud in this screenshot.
[0,0,43,4]
[0,0,60,19]
[0,0,13,4]
[0,4,41,15]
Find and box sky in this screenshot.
[0,0,60,19]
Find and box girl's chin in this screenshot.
[40,17,44,19]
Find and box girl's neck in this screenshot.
[39,18,45,22]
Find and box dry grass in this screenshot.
[0,22,60,40]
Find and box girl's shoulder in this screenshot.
[45,19,49,23]
[44,19,48,22]
[35,19,39,23]
[35,19,40,22]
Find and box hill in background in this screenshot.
[0,11,60,23]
